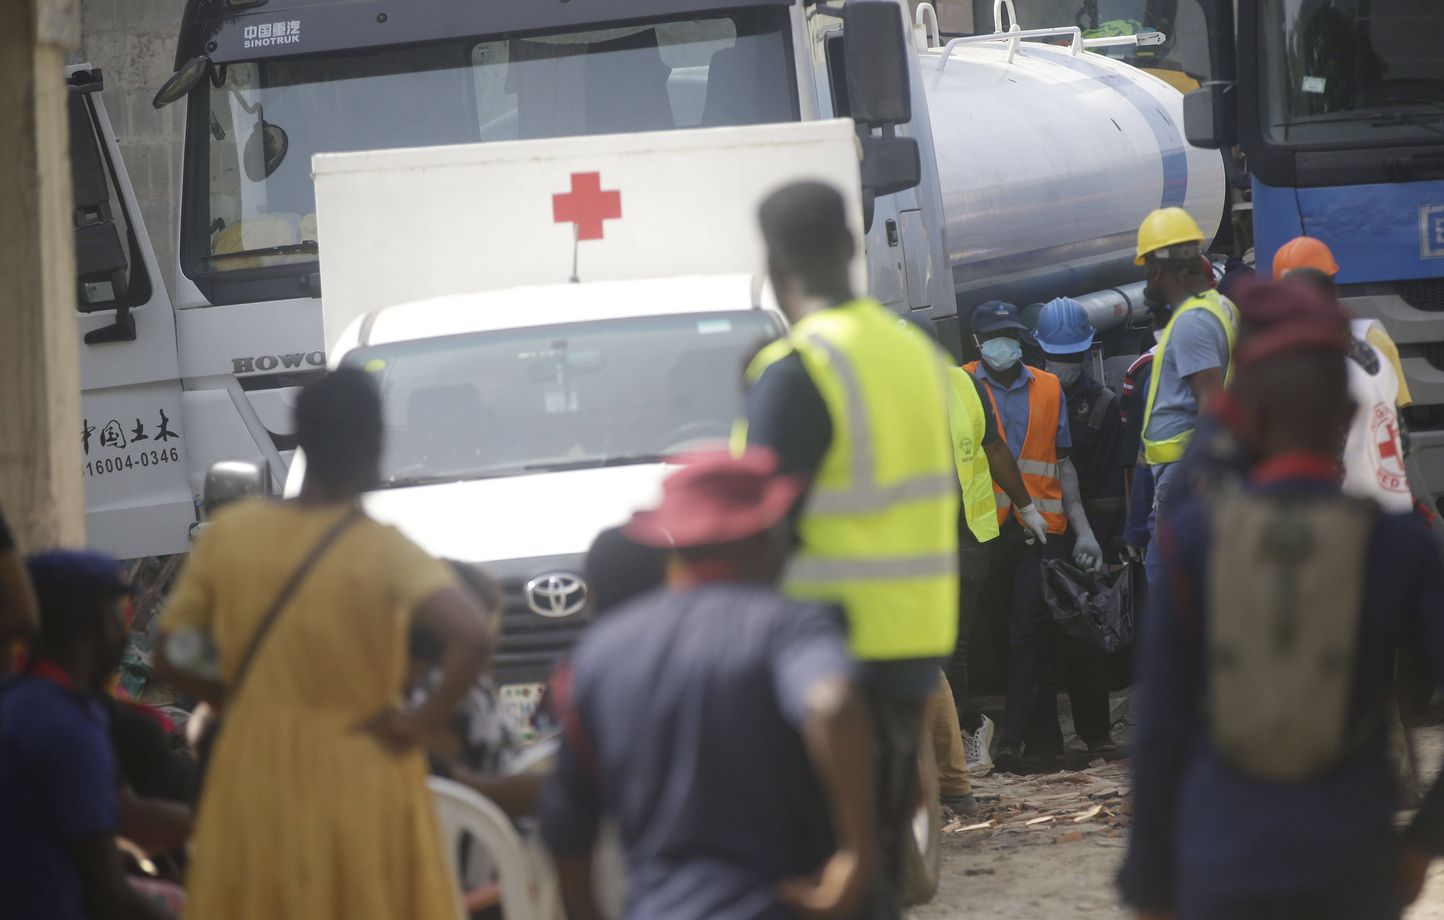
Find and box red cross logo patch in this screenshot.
[553,172,622,241]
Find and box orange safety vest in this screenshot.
[963,362,1068,534]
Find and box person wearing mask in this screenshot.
[1032,297,1125,755]
[0,503,39,674]
[1135,208,1239,584]
[964,300,1105,773]
[155,368,493,920]
[1121,282,1444,919]
[1274,237,1416,514]
[542,449,876,920]
[0,550,174,920]
[1034,298,1127,562]
[738,181,957,913]
[943,363,1046,777]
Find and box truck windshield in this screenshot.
[1260,0,1444,145]
[344,310,780,487]
[190,10,795,276]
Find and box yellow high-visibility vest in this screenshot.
[1142,290,1239,465]
[946,368,1001,544]
[740,300,959,661]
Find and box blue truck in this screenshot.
[1180,0,1444,525]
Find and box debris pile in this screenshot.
[946,762,1131,846]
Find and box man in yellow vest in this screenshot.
[965,300,1106,774]
[1135,207,1238,589]
[739,181,958,914]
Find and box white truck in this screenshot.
[70,0,1225,560]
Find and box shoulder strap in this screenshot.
[1088,387,1118,432]
[228,506,363,703]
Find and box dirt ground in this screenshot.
[909,718,1444,919]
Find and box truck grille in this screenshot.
[1399,279,1444,312]
[494,586,593,686]
[1411,342,1444,372]
[480,554,594,687]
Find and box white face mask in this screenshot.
[1045,360,1083,387]
[978,337,1022,372]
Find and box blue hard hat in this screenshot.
[1034,298,1095,355]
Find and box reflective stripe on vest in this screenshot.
[963,362,1069,535]
[1142,290,1239,465]
[947,367,1001,544]
[741,300,959,661]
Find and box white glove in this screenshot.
[1073,531,1105,573]
[1123,542,1147,564]
[1017,504,1048,545]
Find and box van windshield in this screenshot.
[188,9,797,277]
[343,311,781,487]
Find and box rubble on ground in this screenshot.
[946,761,1131,847]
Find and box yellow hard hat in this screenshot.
[1135,207,1205,265]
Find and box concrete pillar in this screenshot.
[0,0,86,549]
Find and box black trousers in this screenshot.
[980,525,1111,750]
[945,538,995,734]
[864,683,925,919]
[1178,881,1401,920]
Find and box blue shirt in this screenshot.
[0,674,117,920]
[541,583,855,920]
[1120,474,1444,911]
[1143,304,1232,445]
[971,364,1070,460]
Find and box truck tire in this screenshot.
[901,730,942,906]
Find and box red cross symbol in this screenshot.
[552,172,622,241]
[1380,425,1402,465]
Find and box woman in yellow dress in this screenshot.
[157,368,491,920]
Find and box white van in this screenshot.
[285,273,782,692]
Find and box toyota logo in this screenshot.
[524,573,588,618]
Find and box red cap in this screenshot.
[1234,280,1350,369]
[1272,236,1340,280]
[625,448,806,549]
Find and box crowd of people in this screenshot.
[1,178,1442,920]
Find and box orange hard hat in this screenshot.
[1272,236,1340,280]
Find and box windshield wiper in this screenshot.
[1275,107,1444,136]
[210,241,318,260]
[376,470,517,490]
[519,454,668,473]
[376,454,667,489]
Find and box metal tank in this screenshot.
[915,27,1226,328]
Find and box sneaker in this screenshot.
[941,793,979,818]
[963,714,996,776]
[1085,733,1123,760]
[993,740,1024,775]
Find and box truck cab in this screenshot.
[68,0,952,556]
[1181,0,1444,526]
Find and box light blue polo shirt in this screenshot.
[971,364,1071,460]
[1143,307,1232,445]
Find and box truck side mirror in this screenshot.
[1177,0,1237,148]
[1183,84,1237,149]
[860,136,921,197]
[67,83,137,343]
[843,2,912,127]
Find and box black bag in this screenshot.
[1042,559,1135,655]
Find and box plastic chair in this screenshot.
[428,776,562,920]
